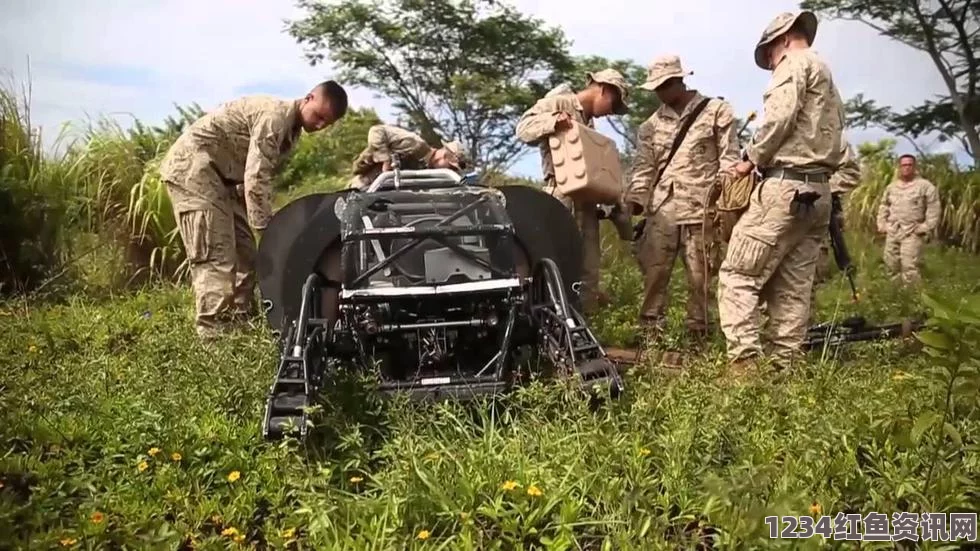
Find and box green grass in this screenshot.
[2,223,979,550]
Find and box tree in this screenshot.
[286,0,574,171]
[801,0,980,166]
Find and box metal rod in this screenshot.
[378,319,492,332]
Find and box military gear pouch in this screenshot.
[789,190,821,216]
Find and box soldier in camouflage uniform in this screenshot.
[348,124,470,189]
[876,154,941,284]
[718,12,854,373]
[515,69,631,313]
[623,55,739,341]
[159,81,349,340]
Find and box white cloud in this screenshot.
[0,0,963,174]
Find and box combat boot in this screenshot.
[722,355,762,385]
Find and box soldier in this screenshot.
[623,55,739,342]
[718,11,853,374]
[159,81,349,340]
[348,124,470,190]
[875,154,941,284]
[515,69,631,313]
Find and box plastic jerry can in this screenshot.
[548,121,623,204]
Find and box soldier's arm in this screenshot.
[746,57,808,168]
[714,101,739,172]
[367,125,433,164]
[515,98,565,145]
[243,109,291,231]
[875,185,891,231]
[830,141,861,195]
[921,181,942,233]
[623,121,658,215]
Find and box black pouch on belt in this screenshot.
[789,190,821,216]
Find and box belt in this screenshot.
[763,167,829,184]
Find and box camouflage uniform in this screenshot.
[623,56,739,336]
[515,69,630,313]
[160,95,303,339]
[347,125,467,189]
[718,12,851,368]
[876,175,941,283]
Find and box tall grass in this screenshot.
[846,139,980,252]
[0,83,79,295]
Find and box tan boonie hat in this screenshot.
[441,140,471,169]
[754,11,818,70]
[586,68,629,115]
[640,55,693,91]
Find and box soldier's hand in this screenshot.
[733,160,754,177]
[554,112,573,131]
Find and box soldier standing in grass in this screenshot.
[159,81,349,340]
[875,154,941,284]
[718,11,854,375]
[347,124,470,190]
[515,69,631,314]
[622,55,740,344]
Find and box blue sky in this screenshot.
[0,0,963,178]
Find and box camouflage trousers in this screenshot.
[883,231,924,284]
[718,177,832,367]
[759,237,831,329]
[635,212,718,334]
[544,185,601,313]
[168,178,258,339]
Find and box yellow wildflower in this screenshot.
[809,501,822,516]
[59,537,77,547]
[281,528,296,539]
[417,529,431,540]
[227,470,241,482]
[349,476,363,483]
[221,527,239,537]
[90,511,105,524]
[233,534,245,544]
[526,485,543,497]
[171,452,182,462]
[500,480,519,491]
[148,447,161,457]
[639,448,651,456]
[137,461,149,473]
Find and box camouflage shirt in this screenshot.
[747,49,847,174]
[159,95,303,230]
[876,177,942,235]
[624,92,739,224]
[515,94,594,187]
[348,125,436,189]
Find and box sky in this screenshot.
[0,0,963,178]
